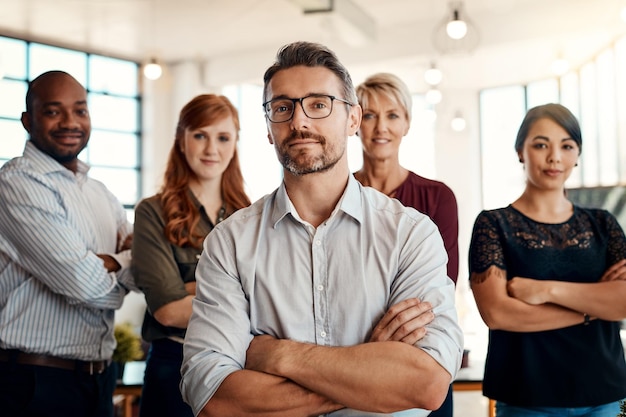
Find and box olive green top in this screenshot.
[132,190,215,342]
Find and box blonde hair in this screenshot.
[356,73,412,123]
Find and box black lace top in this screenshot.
[469,205,626,407]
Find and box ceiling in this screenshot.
[1,0,625,91]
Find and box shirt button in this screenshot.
[317,285,324,291]
[320,331,326,338]
[315,240,322,246]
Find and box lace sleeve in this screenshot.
[469,210,507,274]
[604,210,626,266]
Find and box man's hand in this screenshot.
[369,298,433,345]
[96,254,121,273]
[245,335,282,375]
[117,232,133,252]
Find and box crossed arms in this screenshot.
[198,299,451,417]
[471,259,626,332]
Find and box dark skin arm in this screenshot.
[96,232,133,273]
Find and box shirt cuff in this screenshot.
[110,249,131,270]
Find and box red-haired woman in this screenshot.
[132,94,250,417]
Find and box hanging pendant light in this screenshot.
[433,2,479,55]
[424,62,443,86]
[446,9,468,40]
[143,0,163,81]
[143,57,162,80]
[451,111,467,132]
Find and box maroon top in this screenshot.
[393,171,459,284]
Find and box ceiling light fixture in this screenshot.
[550,56,570,76]
[433,2,479,55]
[143,57,163,80]
[143,0,162,81]
[446,9,467,40]
[424,62,443,86]
[288,0,375,47]
[451,111,467,132]
[425,88,443,105]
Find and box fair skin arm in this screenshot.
[152,282,196,328]
[471,266,589,331]
[508,259,626,321]
[200,300,438,416]
[472,261,626,331]
[244,336,449,413]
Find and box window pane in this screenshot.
[0,79,27,118]
[399,94,436,178]
[0,36,27,79]
[89,167,138,206]
[579,62,599,186]
[89,55,139,97]
[0,119,28,159]
[29,43,87,84]
[560,72,582,188]
[89,93,139,132]
[526,78,559,108]
[617,36,626,184]
[224,83,282,202]
[88,130,138,168]
[479,86,526,209]
[596,50,618,185]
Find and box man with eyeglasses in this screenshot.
[181,41,463,417]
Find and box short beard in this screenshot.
[277,130,344,176]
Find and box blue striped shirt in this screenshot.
[0,141,134,361]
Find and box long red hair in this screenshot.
[160,94,251,248]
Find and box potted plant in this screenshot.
[112,322,144,382]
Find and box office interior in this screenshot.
[1,1,626,415]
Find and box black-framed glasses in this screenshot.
[262,94,353,123]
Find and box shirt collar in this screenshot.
[24,140,90,178]
[271,174,364,228]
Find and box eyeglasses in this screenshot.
[262,94,353,123]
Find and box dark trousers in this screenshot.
[429,384,453,417]
[139,338,193,417]
[0,360,116,417]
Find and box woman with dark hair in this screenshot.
[469,103,626,417]
[132,94,250,416]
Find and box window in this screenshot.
[480,34,626,209]
[0,35,141,214]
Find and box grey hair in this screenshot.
[262,41,357,104]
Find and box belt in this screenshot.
[0,348,110,375]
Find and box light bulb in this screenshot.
[451,114,467,132]
[424,65,443,86]
[425,88,443,105]
[143,59,162,80]
[446,10,467,40]
[551,58,570,76]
